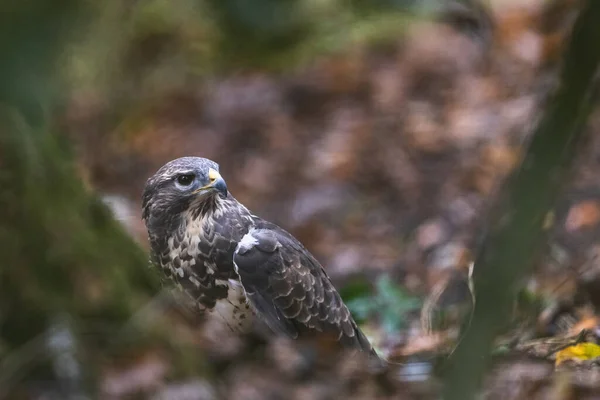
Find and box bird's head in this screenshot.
[142,157,229,233]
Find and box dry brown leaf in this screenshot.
[565,200,600,232]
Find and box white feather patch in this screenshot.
[236,230,259,254]
[208,279,253,332]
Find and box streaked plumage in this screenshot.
[142,157,378,358]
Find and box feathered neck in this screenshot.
[189,192,222,220]
[188,194,253,230]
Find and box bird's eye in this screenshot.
[176,174,195,187]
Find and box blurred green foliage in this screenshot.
[56,0,425,157]
[64,0,420,93]
[345,275,421,335]
[0,1,165,396]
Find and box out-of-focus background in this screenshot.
[6,0,600,398]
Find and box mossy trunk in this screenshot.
[0,2,159,397]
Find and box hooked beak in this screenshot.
[193,168,228,197]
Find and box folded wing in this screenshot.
[233,221,376,355]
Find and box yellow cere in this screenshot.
[208,168,221,183]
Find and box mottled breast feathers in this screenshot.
[234,221,375,354]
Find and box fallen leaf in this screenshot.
[565,200,600,232]
[394,332,448,357]
[555,342,600,367]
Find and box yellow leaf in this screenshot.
[555,342,600,366]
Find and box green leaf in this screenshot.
[344,274,421,334]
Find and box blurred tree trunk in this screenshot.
[0,2,159,398]
[443,1,600,399]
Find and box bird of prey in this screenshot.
[142,157,378,359]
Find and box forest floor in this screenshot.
[61,0,600,398]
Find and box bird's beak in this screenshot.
[194,168,228,197]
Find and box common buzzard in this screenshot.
[142,157,379,359]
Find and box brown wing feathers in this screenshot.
[233,223,376,355]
